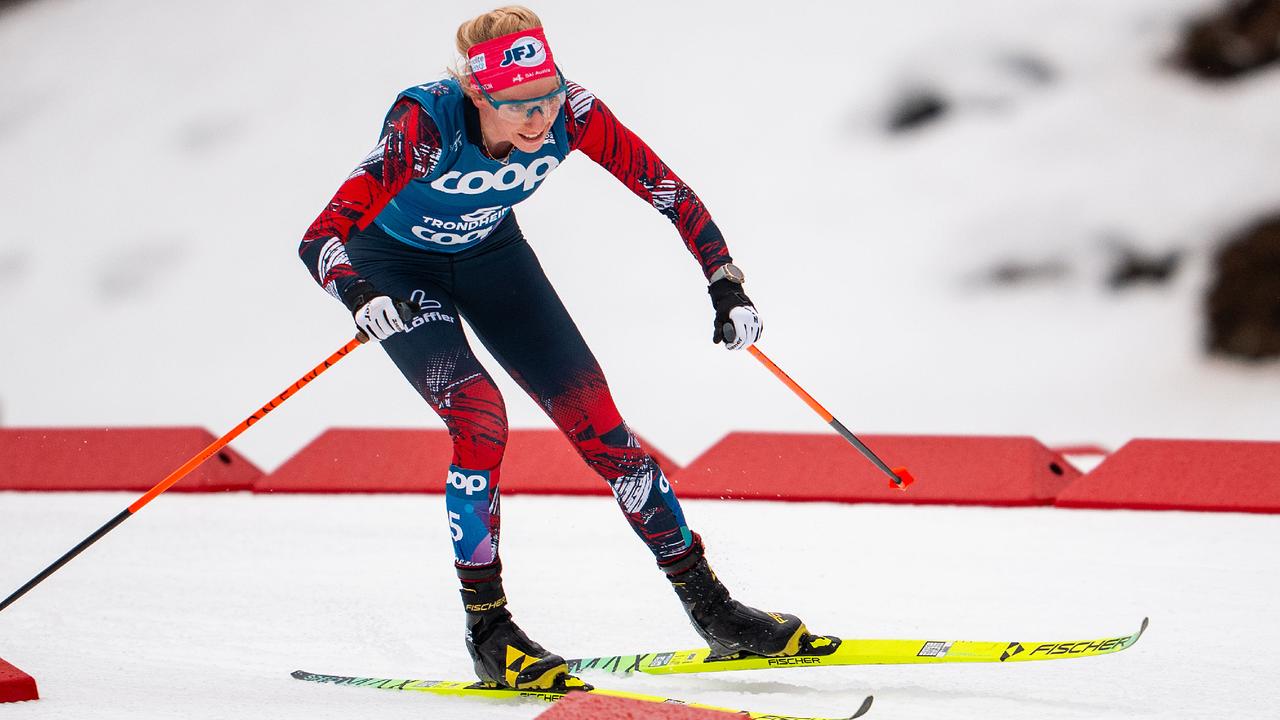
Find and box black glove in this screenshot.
[709,278,762,350]
[341,281,416,341]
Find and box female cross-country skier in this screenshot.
[298,5,821,690]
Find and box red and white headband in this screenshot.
[467,27,557,93]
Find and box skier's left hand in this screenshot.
[709,277,762,351]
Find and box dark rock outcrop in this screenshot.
[1206,216,1280,360]
[1175,0,1280,80]
[1108,245,1182,290]
[886,89,949,133]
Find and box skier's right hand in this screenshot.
[342,281,416,341]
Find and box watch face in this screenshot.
[723,264,745,283]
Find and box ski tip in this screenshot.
[1138,617,1150,636]
[850,695,874,719]
[291,670,309,679]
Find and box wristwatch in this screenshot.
[708,263,745,285]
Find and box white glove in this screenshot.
[710,273,763,351]
[354,295,408,341]
[723,305,762,351]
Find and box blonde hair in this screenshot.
[448,5,544,98]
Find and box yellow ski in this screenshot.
[567,618,1148,676]
[291,670,874,720]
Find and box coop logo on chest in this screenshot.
[500,36,546,67]
[411,206,508,246]
[430,157,560,195]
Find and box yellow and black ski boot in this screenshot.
[458,562,586,691]
[661,536,809,659]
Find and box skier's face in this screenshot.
[472,75,563,154]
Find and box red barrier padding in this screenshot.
[0,658,38,703]
[1055,438,1280,513]
[255,429,451,493]
[536,691,738,719]
[0,428,261,492]
[256,428,680,494]
[673,432,1079,506]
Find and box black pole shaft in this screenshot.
[0,509,133,613]
[829,417,900,481]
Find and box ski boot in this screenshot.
[662,536,826,659]
[458,562,587,691]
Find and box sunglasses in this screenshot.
[472,68,568,122]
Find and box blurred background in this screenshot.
[1,0,1278,472]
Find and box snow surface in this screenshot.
[2,493,1278,720]
[2,0,1280,718]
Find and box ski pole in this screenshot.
[0,332,370,613]
[746,345,915,490]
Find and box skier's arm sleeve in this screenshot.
[566,84,732,280]
[298,98,443,303]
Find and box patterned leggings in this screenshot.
[346,214,692,567]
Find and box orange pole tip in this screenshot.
[889,467,916,491]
